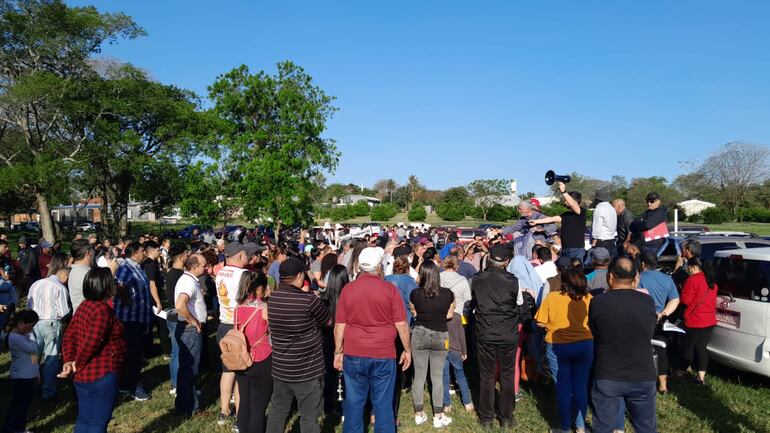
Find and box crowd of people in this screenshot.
[0,183,720,433]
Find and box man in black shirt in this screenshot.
[589,257,657,433]
[613,199,634,256]
[471,245,523,430]
[529,182,586,261]
[632,192,668,255]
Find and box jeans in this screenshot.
[2,378,36,433]
[411,325,448,414]
[120,321,148,393]
[545,340,593,430]
[477,342,517,424]
[591,379,657,433]
[528,324,545,375]
[175,323,202,415]
[562,247,585,262]
[236,357,272,433]
[342,356,397,433]
[166,319,179,389]
[443,350,471,407]
[34,319,62,399]
[74,372,118,433]
[266,377,323,433]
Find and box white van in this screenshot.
[708,247,770,377]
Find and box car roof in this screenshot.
[686,232,758,239]
[714,247,770,260]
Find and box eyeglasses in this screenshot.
[647,200,657,204]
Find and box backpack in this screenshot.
[219,307,262,371]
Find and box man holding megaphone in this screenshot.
[526,181,587,261]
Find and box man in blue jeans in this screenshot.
[173,254,208,416]
[589,257,658,433]
[334,247,412,433]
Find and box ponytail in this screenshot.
[687,257,717,290]
[2,309,39,351]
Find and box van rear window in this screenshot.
[716,257,770,302]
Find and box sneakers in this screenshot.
[433,414,452,428]
[515,392,524,402]
[464,402,475,412]
[415,413,428,425]
[133,386,151,401]
[169,388,176,396]
[217,413,229,426]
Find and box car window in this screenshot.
[716,257,770,301]
[745,242,770,249]
[459,230,474,238]
[700,242,739,260]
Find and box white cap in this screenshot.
[335,223,343,230]
[323,221,332,230]
[358,247,384,272]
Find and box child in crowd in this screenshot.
[442,310,474,414]
[2,309,40,433]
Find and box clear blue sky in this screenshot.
[70,0,770,195]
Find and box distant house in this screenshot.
[678,199,716,216]
[336,195,381,207]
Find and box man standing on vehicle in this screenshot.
[528,182,586,261]
[633,192,669,256]
[613,199,634,256]
[591,190,618,257]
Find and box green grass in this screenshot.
[706,223,770,236]
[3,333,770,433]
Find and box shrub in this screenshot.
[330,205,355,221]
[436,201,465,221]
[370,203,398,221]
[701,206,730,225]
[466,206,484,220]
[487,204,517,222]
[408,205,427,222]
[738,207,770,223]
[540,202,568,217]
[351,200,371,217]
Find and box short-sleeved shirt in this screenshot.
[336,273,407,359]
[215,265,247,324]
[639,270,679,314]
[384,274,418,324]
[68,264,91,313]
[534,291,593,344]
[410,287,454,332]
[175,272,207,323]
[560,208,587,249]
[142,258,164,298]
[165,268,183,309]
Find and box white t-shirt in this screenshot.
[175,272,207,324]
[215,265,247,324]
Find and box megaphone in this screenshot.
[544,170,571,186]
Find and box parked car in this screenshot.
[178,224,211,240]
[478,224,502,231]
[709,247,770,377]
[657,232,770,273]
[76,222,96,232]
[455,227,486,245]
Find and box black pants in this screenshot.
[236,357,273,433]
[594,239,617,258]
[2,378,35,433]
[681,326,714,372]
[265,377,323,433]
[121,321,147,392]
[477,342,517,424]
[653,332,670,375]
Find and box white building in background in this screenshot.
[336,195,381,207]
[678,199,716,216]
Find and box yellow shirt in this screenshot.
[534,291,593,344]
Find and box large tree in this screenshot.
[696,142,770,216]
[0,0,144,241]
[209,61,339,239]
[468,178,512,221]
[374,178,398,202]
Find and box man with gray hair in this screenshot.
[493,201,556,259]
[334,247,412,433]
[613,199,634,255]
[471,245,524,430]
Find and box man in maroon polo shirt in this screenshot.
[334,247,412,433]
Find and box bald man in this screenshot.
[613,199,634,255]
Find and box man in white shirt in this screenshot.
[174,253,208,416]
[591,189,618,258]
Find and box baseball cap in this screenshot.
[393,245,412,258]
[18,236,29,245]
[279,257,306,277]
[40,240,53,249]
[590,247,611,262]
[223,243,247,257]
[243,242,265,257]
[358,247,384,272]
[304,244,314,253]
[489,245,513,262]
[646,192,661,202]
[530,198,541,210]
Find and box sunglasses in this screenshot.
[647,199,657,204]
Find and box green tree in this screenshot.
[625,177,684,217]
[374,178,399,202]
[209,62,339,240]
[370,203,398,221]
[697,142,770,216]
[468,178,512,221]
[179,160,240,227]
[408,203,427,222]
[406,175,424,211]
[436,202,465,221]
[0,0,144,241]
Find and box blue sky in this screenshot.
[70,0,770,195]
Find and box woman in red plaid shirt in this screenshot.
[59,268,127,433]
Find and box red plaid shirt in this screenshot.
[62,299,127,383]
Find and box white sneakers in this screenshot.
[415,413,428,425]
[433,414,452,428]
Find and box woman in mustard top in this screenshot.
[535,268,593,433]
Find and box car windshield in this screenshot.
[459,230,475,238]
[716,256,770,302]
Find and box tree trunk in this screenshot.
[274,220,281,244]
[99,190,112,240]
[118,203,128,238]
[35,192,55,242]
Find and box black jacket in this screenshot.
[471,268,520,346]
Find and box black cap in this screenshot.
[168,242,187,258]
[489,245,512,262]
[646,192,661,202]
[279,257,306,277]
[393,245,412,258]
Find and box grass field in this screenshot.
[3,330,770,433]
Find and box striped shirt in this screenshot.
[114,259,153,324]
[267,283,330,382]
[27,276,70,320]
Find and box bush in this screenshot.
[540,202,568,217]
[738,207,770,223]
[487,204,517,222]
[330,205,355,221]
[701,206,730,225]
[687,212,704,223]
[436,201,465,221]
[466,206,484,220]
[351,200,371,217]
[370,203,398,221]
[408,205,427,222]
